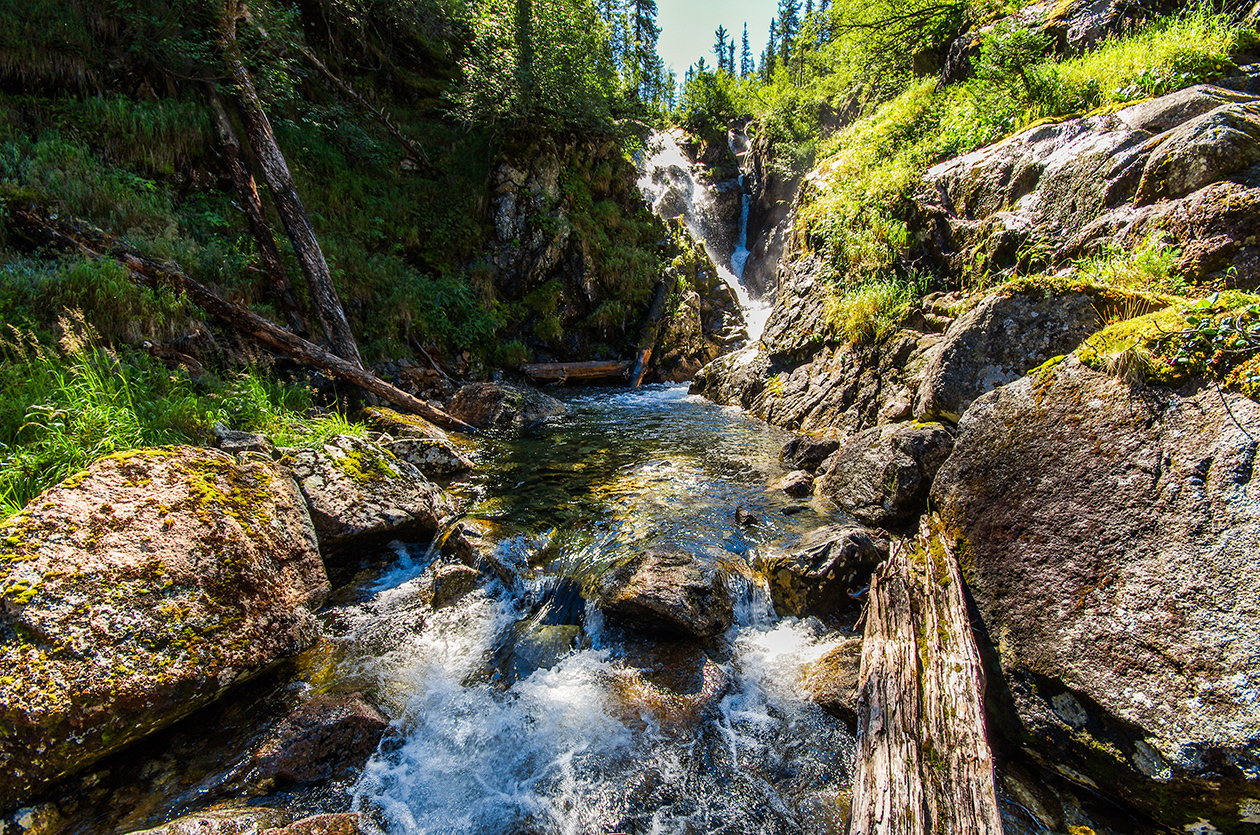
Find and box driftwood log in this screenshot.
[7,207,476,434]
[849,520,1002,835]
[521,360,630,385]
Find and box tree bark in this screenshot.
[205,86,308,336]
[630,274,675,387]
[521,360,630,385]
[218,0,363,369]
[7,206,475,434]
[848,522,1003,835]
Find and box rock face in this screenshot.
[0,448,328,809]
[913,289,1100,422]
[284,435,456,556]
[447,382,566,431]
[595,548,734,639]
[932,357,1260,832]
[816,422,955,527]
[250,694,388,787]
[914,76,1260,289]
[386,437,474,477]
[756,525,887,620]
[800,637,864,730]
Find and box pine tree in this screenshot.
[629,0,660,102]
[777,0,800,63]
[713,25,729,74]
[740,23,753,77]
[760,17,778,80]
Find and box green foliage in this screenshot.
[1073,235,1188,297]
[0,317,363,519]
[824,271,932,344]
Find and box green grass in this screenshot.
[824,272,930,344]
[0,316,364,519]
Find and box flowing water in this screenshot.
[333,385,859,835]
[637,130,772,342]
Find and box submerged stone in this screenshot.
[447,382,566,430]
[595,547,734,639]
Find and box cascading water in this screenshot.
[637,130,772,342]
[341,385,859,835]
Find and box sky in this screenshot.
[656,0,781,79]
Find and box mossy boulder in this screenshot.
[0,448,328,811]
[283,435,458,558]
[360,406,449,442]
[447,382,566,431]
[931,356,1260,832]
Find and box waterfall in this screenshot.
[637,129,771,342]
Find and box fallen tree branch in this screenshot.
[521,360,630,385]
[7,206,476,434]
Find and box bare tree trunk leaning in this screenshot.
[7,207,475,434]
[206,86,308,336]
[849,520,1003,835]
[631,274,675,387]
[218,0,363,369]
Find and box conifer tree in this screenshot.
[629,0,661,101]
[740,23,753,77]
[713,25,729,73]
[777,0,800,62]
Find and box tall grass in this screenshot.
[0,315,363,520]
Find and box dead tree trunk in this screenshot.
[206,86,308,336]
[218,0,363,369]
[7,207,475,434]
[521,360,630,385]
[630,274,675,387]
[849,522,1003,835]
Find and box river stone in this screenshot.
[780,435,840,473]
[283,435,457,557]
[609,640,732,732]
[447,382,566,430]
[776,470,814,497]
[261,815,364,835]
[914,289,1100,423]
[127,808,296,835]
[815,422,954,527]
[800,637,863,730]
[386,436,474,476]
[360,405,449,441]
[595,548,734,639]
[0,447,328,812]
[441,518,529,588]
[756,525,887,620]
[931,356,1260,832]
[250,694,388,787]
[428,563,483,609]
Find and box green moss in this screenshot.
[333,445,400,486]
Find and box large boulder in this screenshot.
[800,637,864,730]
[755,525,887,620]
[250,694,389,788]
[447,382,566,431]
[0,448,328,810]
[283,435,457,556]
[914,289,1101,422]
[931,357,1260,832]
[595,548,734,639]
[816,422,955,527]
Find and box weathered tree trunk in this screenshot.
[630,274,675,387]
[521,360,630,385]
[7,207,475,434]
[218,0,363,368]
[206,86,308,335]
[849,522,1003,835]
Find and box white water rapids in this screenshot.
[636,130,772,342]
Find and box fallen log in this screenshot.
[630,275,676,387]
[521,360,631,385]
[7,207,476,435]
[848,519,1002,835]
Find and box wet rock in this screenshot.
[756,525,887,620]
[932,356,1260,831]
[442,518,528,588]
[283,435,457,557]
[4,803,61,834]
[359,406,449,441]
[816,422,954,527]
[776,470,814,497]
[493,622,582,684]
[447,382,566,431]
[251,695,388,788]
[913,289,1101,422]
[429,563,483,609]
[595,548,734,639]
[800,637,863,730]
[127,808,295,835]
[734,507,759,526]
[386,437,474,477]
[780,436,840,473]
[261,814,364,835]
[0,448,327,810]
[609,641,731,732]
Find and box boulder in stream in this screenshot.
[595,547,734,639]
[932,356,1260,832]
[0,448,328,811]
[800,637,863,731]
[250,694,388,788]
[756,525,887,620]
[815,421,954,527]
[283,435,457,558]
[447,382,566,430]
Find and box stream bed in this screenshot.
[331,384,859,835]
